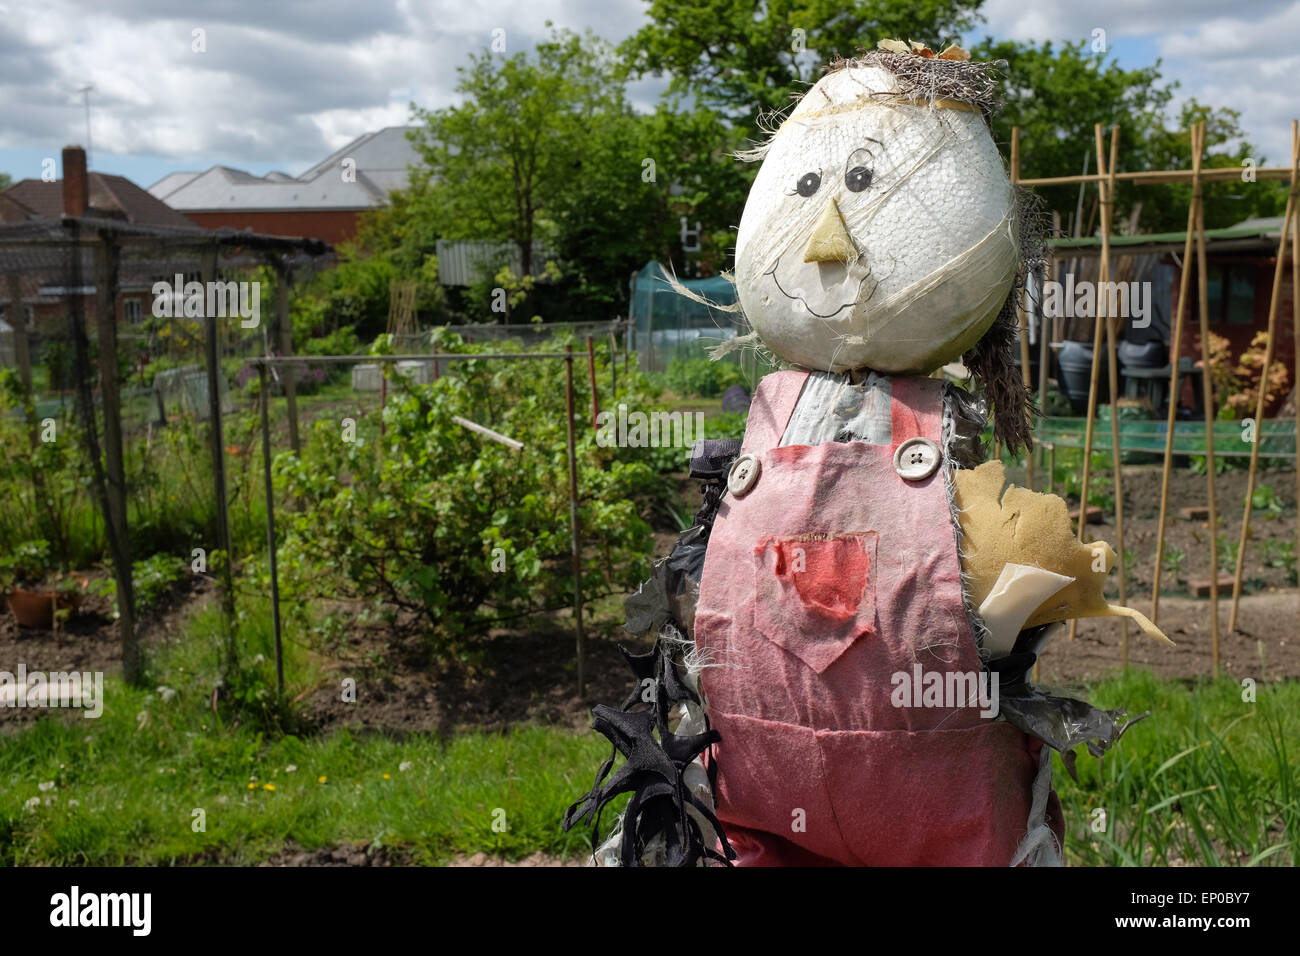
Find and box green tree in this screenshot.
[546,103,753,315]
[0,172,11,190]
[975,39,1286,233]
[410,27,624,301]
[621,0,982,134]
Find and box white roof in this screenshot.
[146,127,422,212]
[148,171,201,200]
[298,126,421,190]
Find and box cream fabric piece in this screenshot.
[779,369,893,446]
[977,563,1074,659]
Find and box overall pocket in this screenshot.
[751,531,878,673]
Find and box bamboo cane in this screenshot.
[1097,126,1131,664]
[1230,121,1300,632]
[1069,125,1113,644]
[1195,197,1221,676]
[1152,123,1205,626]
[1294,124,1300,631]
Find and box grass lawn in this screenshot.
[4,611,1296,866]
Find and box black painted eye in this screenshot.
[846,166,873,192]
[796,172,821,197]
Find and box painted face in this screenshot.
[734,65,1018,374]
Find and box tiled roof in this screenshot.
[1,173,196,228]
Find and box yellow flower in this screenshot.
[247,783,255,790]
[382,773,391,780]
[262,784,276,791]
[318,776,327,784]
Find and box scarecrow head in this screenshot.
[733,44,1037,449]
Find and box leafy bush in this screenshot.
[657,356,745,399]
[269,336,666,654]
[302,327,362,358]
[92,553,188,613]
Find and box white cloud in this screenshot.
[0,0,1294,182]
[977,0,1299,172]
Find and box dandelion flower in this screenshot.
[399,761,413,772]
[318,776,327,784]
[38,781,55,792]
[286,765,298,773]
[248,783,256,790]
[382,773,391,780]
[263,784,276,791]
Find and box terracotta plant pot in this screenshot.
[7,587,80,629]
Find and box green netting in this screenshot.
[629,261,746,374]
[1038,416,1297,458]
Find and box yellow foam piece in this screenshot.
[802,199,855,263]
[952,461,1173,645]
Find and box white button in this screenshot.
[727,453,761,497]
[893,437,941,481]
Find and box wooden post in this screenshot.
[66,222,136,687]
[1152,123,1205,626]
[586,335,600,432]
[258,363,285,693]
[1099,125,1130,664]
[1010,126,1020,185]
[1195,197,1222,676]
[94,234,141,685]
[201,244,237,679]
[564,346,586,697]
[272,257,300,454]
[1231,121,1300,631]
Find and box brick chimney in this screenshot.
[61,145,88,217]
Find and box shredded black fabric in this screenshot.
[563,640,737,867]
[623,440,735,643]
[992,625,1150,781]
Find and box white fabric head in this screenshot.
[734,64,1018,374]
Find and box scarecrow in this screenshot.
[564,42,1172,867]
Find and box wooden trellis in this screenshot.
[1009,121,1300,676]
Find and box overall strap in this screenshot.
[739,370,810,455]
[888,375,946,450]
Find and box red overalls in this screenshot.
[694,370,1064,866]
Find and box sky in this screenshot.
[0,0,1296,193]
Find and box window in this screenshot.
[1205,264,1256,326]
[123,298,142,323]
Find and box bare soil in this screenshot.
[1032,463,1300,684]
[0,574,210,728]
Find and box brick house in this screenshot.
[0,145,200,340]
[147,126,421,245]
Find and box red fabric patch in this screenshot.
[772,536,870,621]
